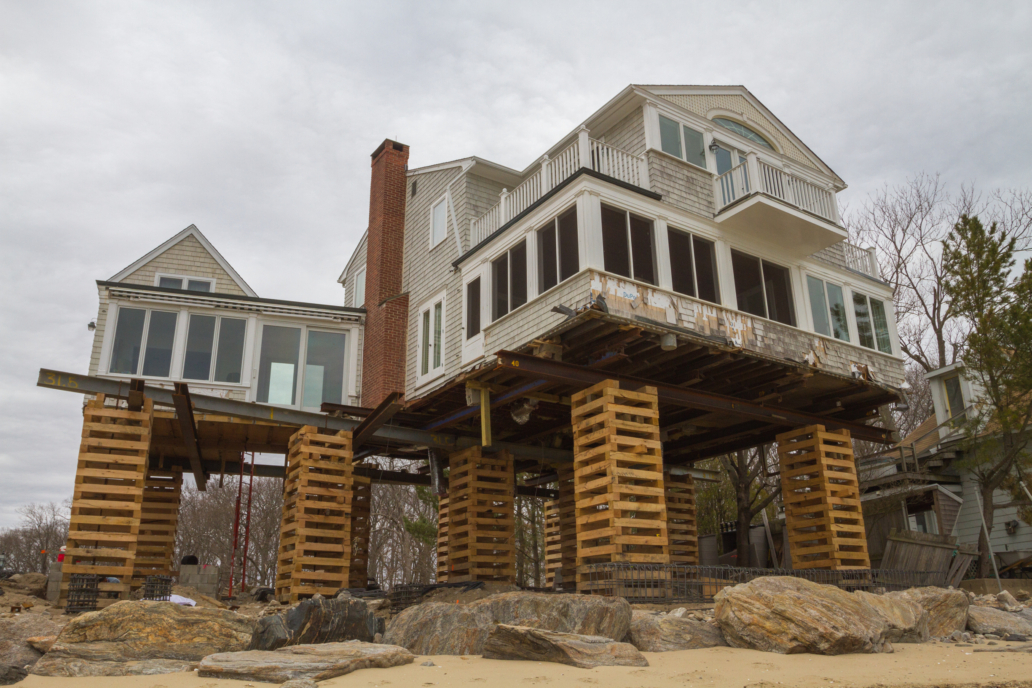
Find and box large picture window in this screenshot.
[108,307,178,377]
[183,314,248,383]
[537,207,579,293]
[492,240,527,320]
[806,276,849,342]
[852,292,893,354]
[601,205,656,285]
[667,228,720,304]
[731,251,796,326]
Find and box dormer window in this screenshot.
[157,274,213,292]
[712,118,774,150]
[943,374,966,422]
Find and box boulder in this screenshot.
[0,613,64,680]
[995,591,1021,611]
[31,600,255,677]
[482,625,648,668]
[7,574,47,598]
[198,640,414,683]
[627,611,727,652]
[885,587,969,637]
[249,597,385,650]
[854,591,929,643]
[714,577,909,654]
[383,591,631,656]
[966,606,1032,637]
[0,666,27,686]
[26,636,57,653]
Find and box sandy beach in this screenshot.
[14,643,1032,688]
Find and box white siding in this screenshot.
[121,234,248,296]
[953,473,1032,555]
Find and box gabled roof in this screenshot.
[108,224,257,297]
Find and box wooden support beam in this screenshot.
[352,392,403,449]
[171,383,207,491]
[480,387,492,447]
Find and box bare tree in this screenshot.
[720,446,781,567]
[0,501,69,573]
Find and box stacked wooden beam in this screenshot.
[61,393,151,608]
[276,426,353,603]
[436,495,449,583]
[664,470,699,565]
[777,425,870,570]
[446,446,515,583]
[132,465,183,584]
[572,380,669,595]
[544,465,576,590]
[348,474,371,589]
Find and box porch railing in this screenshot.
[843,241,880,279]
[470,127,649,247]
[715,154,839,226]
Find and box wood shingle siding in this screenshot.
[121,234,248,296]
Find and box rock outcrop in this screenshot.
[383,591,631,656]
[0,613,65,683]
[854,591,929,643]
[482,625,648,668]
[885,587,969,637]
[626,611,727,652]
[966,606,1032,637]
[198,641,414,683]
[714,577,928,654]
[31,600,256,677]
[249,597,384,650]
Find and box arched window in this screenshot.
[713,118,774,150]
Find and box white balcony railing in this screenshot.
[470,127,649,247]
[844,241,880,279]
[714,153,838,226]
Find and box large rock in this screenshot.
[714,576,921,654]
[0,613,65,682]
[482,625,648,668]
[854,591,929,643]
[383,591,630,656]
[7,574,47,598]
[31,600,255,677]
[249,597,385,650]
[627,611,727,652]
[198,640,414,683]
[885,587,969,637]
[966,606,1032,637]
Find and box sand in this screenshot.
[14,643,1032,688]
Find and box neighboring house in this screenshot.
[89,224,364,408]
[861,363,1032,571]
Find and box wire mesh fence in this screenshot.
[581,563,947,603]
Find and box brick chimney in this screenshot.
[361,139,410,408]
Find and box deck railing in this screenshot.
[470,127,649,247]
[715,153,839,226]
[844,241,880,279]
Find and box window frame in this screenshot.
[429,195,448,250]
[804,274,851,343]
[181,312,249,385]
[730,249,797,327]
[851,290,894,354]
[657,114,709,171]
[299,327,350,412]
[666,225,720,304]
[106,304,181,379]
[352,266,366,308]
[416,289,447,388]
[491,239,528,322]
[253,319,351,410]
[600,204,657,286]
[536,205,580,296]
[154,272,215,293]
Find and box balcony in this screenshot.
[470,127,648,246]
[714,153,848,258]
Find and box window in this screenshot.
[908,510,939,535]
[713,118,774,150]
[157,275,212,292]
[431,197,447,248]
[806,276,849,342]
[852,292,893,353]
[419,292,446,382]
[108,307,179,377]
[658,115,707,169]
[411,180,418,197]
[943,374,966,421]
[302,331,347,409]
[537,207,579,293]
[731,251,796,326]
[492,240,527,320]
[257,325,301,405]
[352,267,366,308]
[667,228,720,304]
[109,307,146,375]
[466,278,481,339]
[600,205,656,285]
[182,314,248,383]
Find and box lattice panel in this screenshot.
[348,474,371,589]
[664,470,699,565]
[544,465,576,590]
[436,495,449,583]
[446,447,515,583]
[133,465,183,584]
[572,380,669,594]
[61,394,151,608]
[276,426,353,603]
[778,425,869,570]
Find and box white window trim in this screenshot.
[656,113,712,174]
[849,289,896,356]
[104,303,182,380]
[154,272,216,293]
[416,289,447,388]
[249,319,352,411]
[801,272,852,344]
[179,311,251,386]
[429,195,448,250]
[352,266,366,308]
[461,267,487,366]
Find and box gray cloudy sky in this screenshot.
[2,1,1031,528]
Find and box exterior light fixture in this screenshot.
[87,321,96,332]
[709,139,720,153]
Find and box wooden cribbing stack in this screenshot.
[275,426,353,603]
[544,465,576,590]
[133,465,183,584]
[436,495,449,583]
[60,393,151,608]
[777,425,870,570]
[664,470,699,565]
[571,380,669,595]
[446,446,515,583]
[348,474,371,589]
